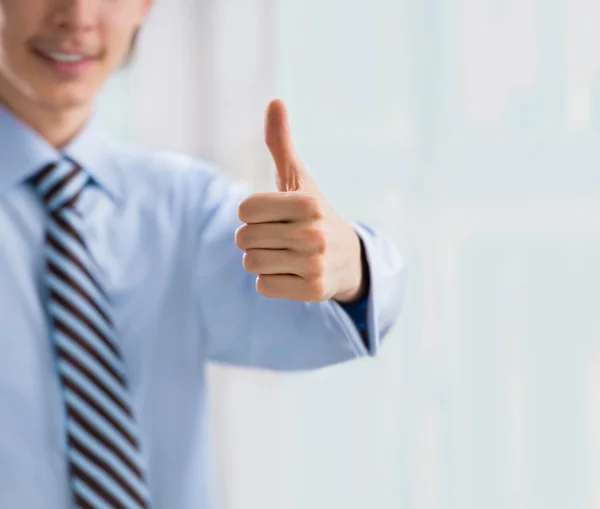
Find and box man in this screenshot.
[0,0,407,508]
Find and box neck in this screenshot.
[0,79,92,149]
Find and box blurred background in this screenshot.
[97,0,600,508]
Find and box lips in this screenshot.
[33,47,96,78]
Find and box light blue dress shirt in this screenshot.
[0,102,408,508]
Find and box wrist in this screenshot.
[333,235,369,304]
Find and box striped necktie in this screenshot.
[31,160,151,509]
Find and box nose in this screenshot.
[50,0,100,32]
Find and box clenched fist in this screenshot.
[234,99,366,303]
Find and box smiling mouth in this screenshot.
[31,46,101,78]
[35,48,94,63]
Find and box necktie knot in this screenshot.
[31,159,89,213]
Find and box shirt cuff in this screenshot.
[337,238,370,346]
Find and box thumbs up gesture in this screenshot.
[235,99,366,303]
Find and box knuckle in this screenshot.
[305,253,325,277]
[237,200,248,222]
[307,278,327,301]
[298,194,324,218]
[255,276,270,296]
[308,227,327,254]
[297,224,327,253]
[234,224,249,249]
[237,197,255,223]
[242,251,259,273]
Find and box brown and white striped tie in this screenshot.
[31,159,151,509]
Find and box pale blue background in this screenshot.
[97,0,600,507]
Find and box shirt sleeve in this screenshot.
[188,165,408,371]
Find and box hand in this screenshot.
[234,99,366,303]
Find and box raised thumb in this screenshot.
[264,98,312,192]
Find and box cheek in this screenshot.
[0,5,44,73]
[0,0,42,41]
[0,29,33,77]
[100,20,139,65]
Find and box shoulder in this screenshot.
[106,144,249,214]
[111,145,219,191]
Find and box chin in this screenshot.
[30,81,98,112]
[42,91,94,110]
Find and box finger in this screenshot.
[238,192,323,224]
[256,274,326,302]
[235,221,326,253]
[235,223,290,250]
[242,249,320,278]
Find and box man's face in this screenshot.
[0,0,151,111]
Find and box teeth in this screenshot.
[47,52,85,63]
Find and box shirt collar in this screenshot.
[0,101,123,206]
